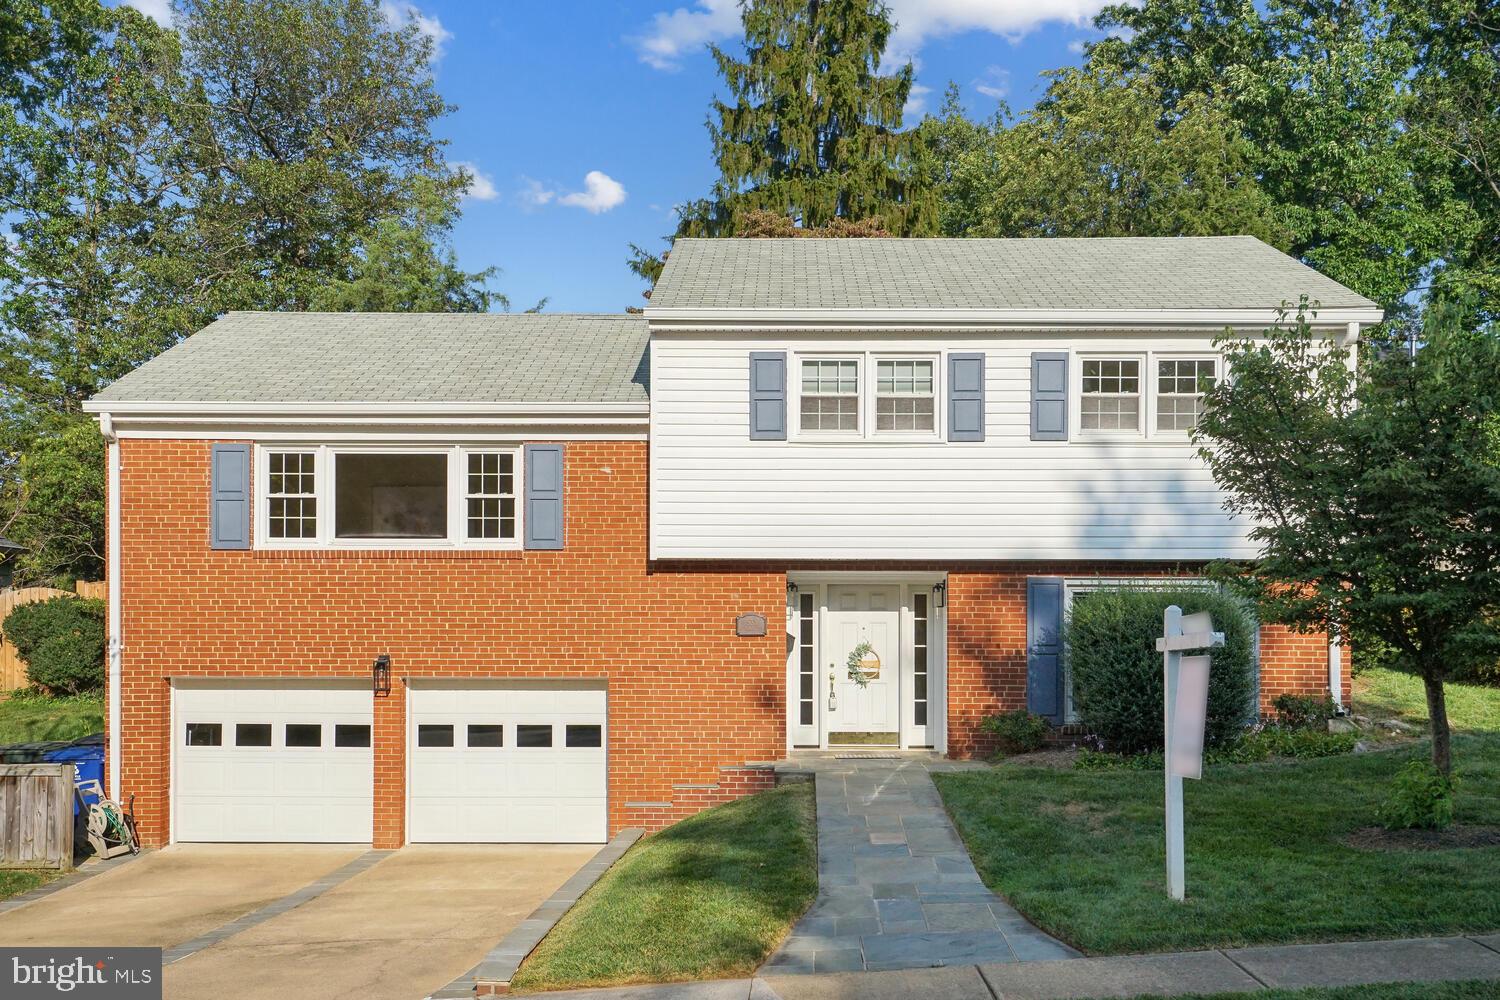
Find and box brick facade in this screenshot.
[112,439,1344,847]
[115,438,785,848]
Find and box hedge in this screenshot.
[1066,586,1257,754]
[2,595,106,695]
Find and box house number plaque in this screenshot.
[735,613,767,637]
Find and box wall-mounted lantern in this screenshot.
[932,582,947,609]
[372,654,391,697]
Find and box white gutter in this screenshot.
[99,412,123,801]
[643,306,1386,330]
[1329,630,1345,712]
[80,400,649,417]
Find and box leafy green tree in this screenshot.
[631,0,934,291]
[1091,0,1478,315]
[0,0,495,583]
[177,0,465,311]
[309,177,501,313]
[928,69,1285,244]
[1193,300,1500,777]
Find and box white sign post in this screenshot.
[1155,606,1224,901]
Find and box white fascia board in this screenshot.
[82,400,650,437]
[644,306,1385,331]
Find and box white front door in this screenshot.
[407,682,607,844]
[824,585,901,738]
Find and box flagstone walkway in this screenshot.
[761,753,1081,975]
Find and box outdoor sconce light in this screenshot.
[372,655,391,697]
[932,582,947,608]
[786,581,799,595]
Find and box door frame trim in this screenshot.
[785,572,947,753]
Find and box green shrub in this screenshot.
[1378,760,1457,830]
[2,596,106,695]
[1066,586,1257,754]
[1272,693,1337,730]
[1073,727,1356,770]
[980,709,1050,756]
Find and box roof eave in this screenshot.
[642,306,1385,329]
[80,399,650,428]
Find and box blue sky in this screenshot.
[125,1,1117,312]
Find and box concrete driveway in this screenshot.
[0,844,597,1000]
[0,845,367,948]
[166,845,596,999]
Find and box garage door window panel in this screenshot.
[186,723,221,746]
[334,724,371,748]
[467,724,504,748]
[565,724,602,748]
[516,724,553,748]
[286,723,322,748]
[236,723,272,747]
[418,724,454,747]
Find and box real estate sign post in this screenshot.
[1157,607,1225,901]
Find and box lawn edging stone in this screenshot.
[434,828,644,998]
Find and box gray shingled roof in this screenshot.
[92,312,650,404]
[649,236,1378,311]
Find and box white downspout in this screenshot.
[1326,319,1360,714]
[100,412,123,801]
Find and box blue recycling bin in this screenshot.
[40,733,105,816]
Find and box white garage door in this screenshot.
[174,682,373,843]
[408,682,606,843]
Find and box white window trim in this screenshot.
[254,443,523,551]
[1149,353,1220,439]
[1075,354,1146,440]
[791,351,943,442]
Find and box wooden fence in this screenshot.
[0,763,74,869]
[0,582,105,691]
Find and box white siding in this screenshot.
[649,331,1260,561]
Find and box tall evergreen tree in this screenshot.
[630,0,934,292]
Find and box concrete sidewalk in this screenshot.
[518,933,1500,1000]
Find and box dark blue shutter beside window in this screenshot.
[210,443,250,550]
[947,353,986,442]
[748,351,787,440]
[1031,352,1069,441]
[1026,577,1065,723]
[524,444,564,550]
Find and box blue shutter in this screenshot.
[524,444,565,550]
[210,443,250,550]
[947,353,986,442]
[1031,352,1069,441]
[1026,577,1065,723]
[748,351,787,440]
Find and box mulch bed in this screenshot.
[1345,824,1500,852]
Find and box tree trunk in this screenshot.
[1422,673,1452,777]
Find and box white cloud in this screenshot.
[380,2,454,59]
[559,171,628,214]
[1068,38,1089,54]
[452,161,497,202]
[632,0,1111,71]
[123,0,173,26]
[517,178,555,209]
[973,66,1010,100]
[519,171,628,215]
[632,0,741,71]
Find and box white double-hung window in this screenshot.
[795,354,940,439]
[1080,358,1142,433]
[799,359,860,433]
[875,359,936,433]
[257,446,520,548]
[1155,358,1218,432]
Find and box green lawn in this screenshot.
[0,692,104,744]
[935,734,1500,955]
[510,783,817,992]
[1354,667,1500,733]
[1130,983,1499,1000]
[0,869,57,902]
